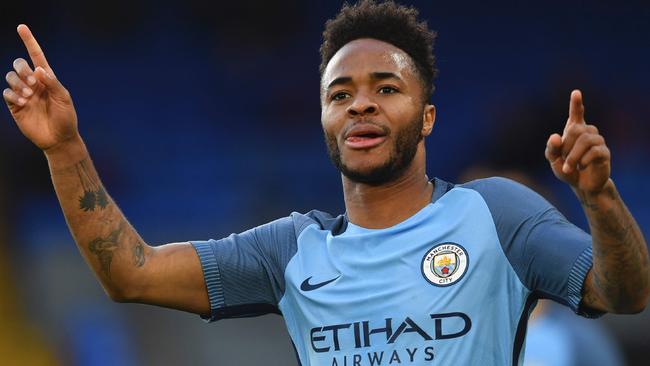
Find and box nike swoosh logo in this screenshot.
[300,275,340,291]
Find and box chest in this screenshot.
[283,199,512,320]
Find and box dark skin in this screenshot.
[546,91,649,312]
[320,39,435,229]
[3,26,648,316]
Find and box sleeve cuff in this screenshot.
[191,240,225,322]
[567,246,606,318]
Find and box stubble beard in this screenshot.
[324,114,424,186]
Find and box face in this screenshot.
[320,38,435,185]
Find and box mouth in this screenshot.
[343,124,388,150]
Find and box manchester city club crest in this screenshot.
[421,243,469,287]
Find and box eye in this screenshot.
[378,86,398,94]
[331,92,350,101]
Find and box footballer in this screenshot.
[3,1,649,365]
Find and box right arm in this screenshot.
[3,25,209,315]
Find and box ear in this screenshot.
[421,104,436,137]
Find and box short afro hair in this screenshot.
[320,0,438,101]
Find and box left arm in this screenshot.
[545,90,650,313]
[576,180,649,313]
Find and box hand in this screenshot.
[3,24,79,151]
[545,90,611,194]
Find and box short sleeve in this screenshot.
[463,177,603,318]
[191,216,298,322]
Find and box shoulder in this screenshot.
[290,209,347,237]
[459,176,535,197]
[456,176,554,216]
[227,209,344,251]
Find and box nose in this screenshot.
[346,93,378,117]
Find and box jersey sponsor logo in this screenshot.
[310,312,472,365]
[301,275,341,291]
[310,313,472,352]
[421,243,469,286]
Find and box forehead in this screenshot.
[322,38,417,86]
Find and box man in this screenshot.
[3,1,649,365]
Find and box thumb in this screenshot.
[34,66,67,99]
[545,133,564,169]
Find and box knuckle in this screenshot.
[588,134,603,145]
[579,131,598,144]
[580,133,594,143]
[592,147,607,159]
[565,123,583,137]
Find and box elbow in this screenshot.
[108,291,128,303]
[102,282,140,304]
[109,289,133,303]
[103,286,129,303]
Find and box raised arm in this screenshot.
[3,25,209,315]
[545,90,649,313]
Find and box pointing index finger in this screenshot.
[568,89,585,125]
[16,24,50,71]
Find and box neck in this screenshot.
[342,148,433,229]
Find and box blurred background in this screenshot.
[1,0,648,365]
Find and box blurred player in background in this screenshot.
[524,299,624,366]
[3,1,649,365]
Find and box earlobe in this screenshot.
[421,105,436,137]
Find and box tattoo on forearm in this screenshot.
[578,196,599,211]
[578,185,620,212]
[133,241,145,267]
[89,226,123,279]
[584,184,650,310]
[596,209,634,244]
[76,159,109,212]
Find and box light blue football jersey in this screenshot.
[191,177,600,366]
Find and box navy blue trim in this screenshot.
[329,214,348,236]
[512,294,537,365]
[431,177,454,204]
[291,340,303,366]
[191,241,225,322]
[301,210,348,237]
[213,303,281,319]
[567,246,593,316]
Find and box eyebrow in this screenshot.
[370,71,401,82]
[327,76,353,90]
[326,72,403,90]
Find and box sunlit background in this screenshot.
[1,0,649,365]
